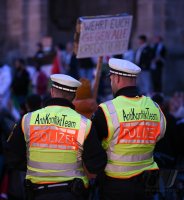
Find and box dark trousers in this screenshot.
[99,174,152,200]
[32,191,86,200]
[151,67,163,92]
[25,181,88,200]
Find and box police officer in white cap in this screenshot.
[8,74,107,200]
[92,58,166,200]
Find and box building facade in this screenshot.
[0,0,184,94]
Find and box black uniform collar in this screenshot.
[114,86,141,98]
[45,98,75,110]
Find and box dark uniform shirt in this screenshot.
[7,98,107,174]
[92,86,141,142]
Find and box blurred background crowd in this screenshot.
[0,0,184,199]
[0,34,184,200]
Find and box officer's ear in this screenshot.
[117,75,121,84]
[51,87,54,97]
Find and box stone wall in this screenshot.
[163,0,184,94]
[3,0,48,63]
[0,0,7,62]
[47,0,136,46]
[1,0,184,93]
[132,0,184,94]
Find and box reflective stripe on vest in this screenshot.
[101,96,162,178]
[106,162,154,172]
[107,151,153,162]
[28,160,82,171]
[77,116,88,148]
[23,113,32,142]
[154,102,166,141]
[105,100,120,146]
[27,168,85,177]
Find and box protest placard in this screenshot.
[74,14,133,58]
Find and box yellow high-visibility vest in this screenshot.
[100,95,166,178]
[22,105,91,186]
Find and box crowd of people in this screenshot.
[0,34,167,116]
[0,35,183,200]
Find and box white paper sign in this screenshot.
[75,14,133,58]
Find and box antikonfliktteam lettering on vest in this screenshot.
[34,113,76,128]
[122,108,159,121]
[99,96,165,179]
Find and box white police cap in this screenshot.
[109,58,141,77]
[50,74,81,93]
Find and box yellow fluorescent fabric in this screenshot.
[22,106,91,185]
[100,96,166,178]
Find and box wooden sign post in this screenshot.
[74,14,133,99]
[93,56,103,99]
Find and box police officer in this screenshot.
[8,74,107,200]
[92,58,166,200]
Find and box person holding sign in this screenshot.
[92,58,166,200]
[7,74,107,200]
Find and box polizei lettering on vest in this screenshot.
[122,108,158,121]
[34,113,76,128]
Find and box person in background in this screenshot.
[151,35,167,92]
[68,53,79,80]
[152,93,178,200]
[25,94,42,113]
[171,92,184,200]
[0,97,23,199]
[4,94,42,200]
[35,63,48,98]
[73,78,97,119]
[78,58,94,83]
[0,61,12,109]
[0,107,16,200]
[169,91,184,119]
[0,107,16,179]
[92,58,166,200]
[92,56,112,103]
[11,58,30,110]
[134,35,153,95]
[62,42,73,74]
[152,93,177,169]
[175,116,184,200]
[123,42,134,62]
[7,74,106,200]
[34,43,44,59]
[51,44,66,74]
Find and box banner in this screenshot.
[74,14,133,58]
